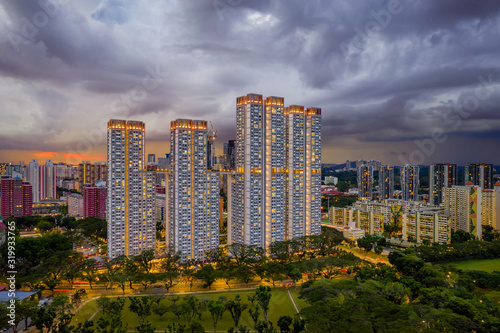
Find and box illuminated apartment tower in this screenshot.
[107,120,156,259]
[379,165,394,199]
[284,105,322,239]
[401,165,419,201]
[230,94,321,249]
[429,163,457,205]
[464,163,493,189]
[167,119,219,261]
[357,164,373,199]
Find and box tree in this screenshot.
[277,316,292,333]
[207,300,226,333]
[357,235,376,252]
[136,320,155,333]
[50,295,73,318]
[96,315,127,333]
[180,296,200,324]
[254,286,272,321]
[152,303,169,320]
[81,258,99,289]
[128,297,153,325]
[262,262,284,287]
[161,252,181,291]
[227,295,248,328]
[18,300,38,331]
[180,260,197,291]
[291,317,305,333]
[133,250,155,274]
[234,265,255,286]
[32,307,56,333]
[255,320,277,333]
[194,264,218,290]
[72,289,87,307]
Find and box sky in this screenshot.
[0,0,499,166]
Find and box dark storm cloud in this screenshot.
[0,0,499,164]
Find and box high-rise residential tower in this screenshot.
[107,120,156,259]
[401,165,419,201]
[229,94,321,249]
[357,164,373,199]
[379,165,394,199]
[167,119,219,261]
[429,163,457,205]
[284,105,322,240]
[463,163,493,189]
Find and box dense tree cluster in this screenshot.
[300,250,500,332]
[393,240,500,263]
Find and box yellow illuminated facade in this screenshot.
[107,119,155,259]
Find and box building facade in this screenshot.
[83,184,107,219]
[429,163,457,205]
[401,164,419,201]
[77,162,107,192]
[0,176,32,217]
[107,120,156,259]
[443,184,482,239]
[357,164,373,199]
[379,165,394,200]
[464,163,493,189]
[167,119,220,261]
[67,193,84,217]
[229,94,321,250]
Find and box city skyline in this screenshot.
[1,1,500,165]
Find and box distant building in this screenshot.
[147,154,156,163]
[28,160,57,202]
[429,163,457,205]
[401,165,419,201]
[324,176,338,185]
[443,183,482,239]
[83,184,107,220]
[67,193,84,217]
[379,165,394,200]
[0,175,33,217]
[357,165,373,199]
[463,163,493,189]
[77,162,106,192]
[222,140,236,170]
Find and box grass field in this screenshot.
[451,259,500,272]
[73,288,301,331]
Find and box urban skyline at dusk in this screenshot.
[1,1,500,165]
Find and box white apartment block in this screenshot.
[230,94,321,250]
[167,119,219,262]
[284,105,322,240]
[107,120,156,259]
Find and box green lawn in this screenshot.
[451,259,500,273]
[73,289,300,331]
